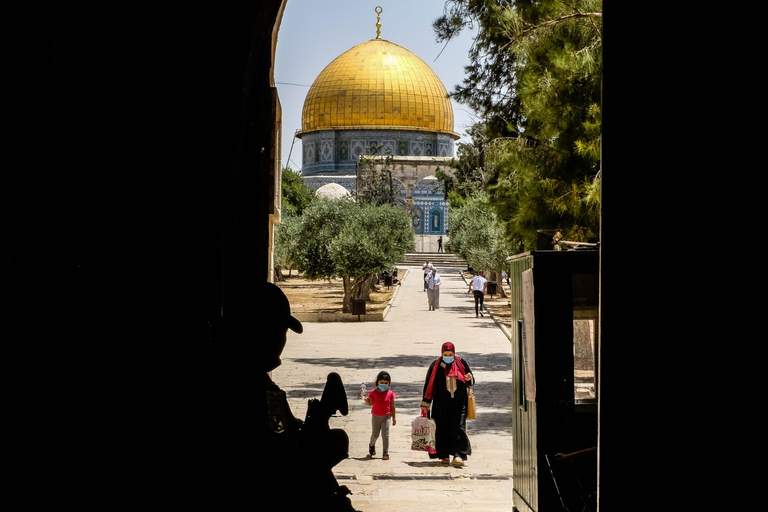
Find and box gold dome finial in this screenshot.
[375,6,382,39]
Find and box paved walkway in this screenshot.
[272,266,515,511]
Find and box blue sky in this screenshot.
[275,0,479,171]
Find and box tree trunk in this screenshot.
[342,274,377,313]
[490,270,508,298]
[342,276,352,313]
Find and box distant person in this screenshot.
[422,259,435,292]
[502,270,510,286]
[467,270,488,317]
[421,342,474,467]
[437,236,443,252]
[425,267,442,311]
[364,371,397,460]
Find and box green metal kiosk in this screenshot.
[509,249,599,512]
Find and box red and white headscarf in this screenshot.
[425,342,467,399]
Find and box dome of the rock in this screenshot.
[297,39,458,137]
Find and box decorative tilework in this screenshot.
[351,140,366,161]
[304,142,315,163]
[381,140,396,156]
[320,140,334,162]
[338,140,349,161]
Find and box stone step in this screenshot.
[397,252,468,269]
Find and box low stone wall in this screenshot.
[294,311,385,322]
[293,277,402,322]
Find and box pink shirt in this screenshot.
[367,388,396,416]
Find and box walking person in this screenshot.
[422,259,435,292]
[437,236,443,252]
[425,267,442,310]
[420,342,474,466]
[364,371,397,460]
[467,270,488,317]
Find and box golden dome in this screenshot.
[298,39,458,138]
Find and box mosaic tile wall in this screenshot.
[303,176,358,196]
[412,180,449,235]
[299,128,455,176]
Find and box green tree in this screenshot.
[435,0,602,246]
[437,122,493,203]
[280,166,315,216]
[434,0,524,139]
[273,167,316,280]
[448,191,516,296]
[273,213,302,280]
[292,198,414,313]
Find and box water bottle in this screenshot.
[359,382,367,399]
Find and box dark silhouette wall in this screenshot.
[2,2,289,504]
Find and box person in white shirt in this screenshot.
[425,268,442,310]
[467,271,488,317]
[422,260,435,292]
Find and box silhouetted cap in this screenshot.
[264,282,303,334]
[229,281,303,334]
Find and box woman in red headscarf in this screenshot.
[420,342,475,466]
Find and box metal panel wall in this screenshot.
[508,253,537,512]
[508,251,599,512]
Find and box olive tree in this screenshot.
[291,197,414,313]
[448,191,516,296]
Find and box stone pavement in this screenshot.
[272,265,515,511]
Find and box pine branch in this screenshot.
[501,12,603,51]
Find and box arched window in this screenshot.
[412,207,424,234]
[430,208,443,233]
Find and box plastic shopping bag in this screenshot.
[411,414,437,454]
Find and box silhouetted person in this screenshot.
[214,282,356,509]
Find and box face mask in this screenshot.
[442,356,455,364]
[377,383,389,391]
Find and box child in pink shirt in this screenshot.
[364,370,397,460]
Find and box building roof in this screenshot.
[314,182,353,200]
[297,38,458,139]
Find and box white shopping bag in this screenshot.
[410,414,436,454]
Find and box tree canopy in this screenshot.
[435,0,602,250]
[275,197,414,312]
[280,166,315,217]
[273,167,316,279]
[447,190,518,288]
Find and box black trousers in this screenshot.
[473,290,484,313]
